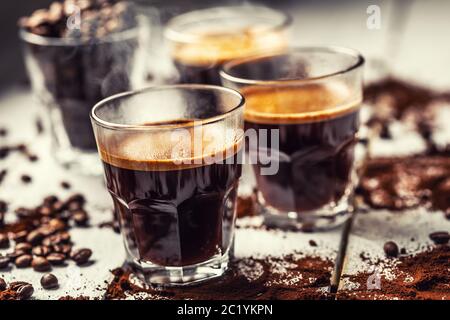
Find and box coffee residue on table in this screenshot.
[338,244,450,300]
[105,254,334,300]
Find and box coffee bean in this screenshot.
[38,205,53,216]
[52,201,66,212]
[15,208,35,219]
[71,248,92,265]
[383,241,399,258]
[68,201,82,211]
[0,256,9,269]
[0,233,9,249]
[15,242,32,253]
[39,225,56,237]
[28,154,39,162]
[43,195,58,206]
[0,277,6,291]
[61,181,71,189]
[10,282,34,300]
[32,256,51,272]
[0,200,7,213]
[32,245,52,257]
[15,254,32,268]
[48,218,66,231]
[72,210,89,226]
[21,174,32,183]
[309,240,317,247]
[46,253,65,265]
[12,230,28,243]
[41,273,59,289]
[66,194,85,206]
[0,128,7,137]
[26,229,44,245]
[52,244,72,256]
[429,231,450,245]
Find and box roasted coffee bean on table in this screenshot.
[0,256,9,269]
[429,231,450,245]
[0,277,6,291]
[71,248,92,265]
[32,256,51,272]
[9,281,34,300]
[46,253,66,265]
[14,254,32,268]
[40,274,59,290]
[0,233,9,248]
[383,241,399,258]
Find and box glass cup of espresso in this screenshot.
[221,47,364,230]
[91,85,244,286]
[164,5,291,85]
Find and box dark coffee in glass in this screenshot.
[165,6,290,85]
[91,85,244,286]
[221,47,364,230]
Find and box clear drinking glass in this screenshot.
[20,24,146,174]
[164,5,291,85]
[91,85,244,286]
[221,47,364,230]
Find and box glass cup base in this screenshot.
[127,252,231,287]
[260,192,354,231]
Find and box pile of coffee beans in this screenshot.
[0,194,93,274]
[18,0,137,39]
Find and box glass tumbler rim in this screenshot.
[18,24,141,47]
[220,46,365,86]
[90,84,245,131]
[164,5,292,44]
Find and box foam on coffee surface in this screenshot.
[172,27,287,66]
[99,122,241,171]
[242,83,361,124]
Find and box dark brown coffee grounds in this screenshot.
[338,245,450,300]
[364,77,450,154]
[105,254,334,300]
[58,295,91,300]
[357,156,450,216]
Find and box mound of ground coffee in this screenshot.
[105,254,334,300]
[364,77,450,154]
[338,244,450,300]
[357,156,450,216]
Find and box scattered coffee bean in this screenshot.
[15,207,35,219]
[46,253,66,265]
[383,241,399,258]
[72,210,89,226]
[0,256,10,269]
[41,273,59,289]
[309,240,318,247]
[48,218,66,231]
[15,254,32,268]
[10,282,34,300]
[28,154,39,162]
[0,233,9,249]
[0,170,7,186]
[21,174,32,183]
[32,245,52,257]
[61,181,71,189]
[15,242,32,253]
[52,244,72,256]
[0,128,7,137]
[71,248,92,265]
[0,277,6,291]
[429,231,450,245]
[27,229,44,245]
[32,256,51,272]
[12,230,28,243]
[0,200,7,213]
